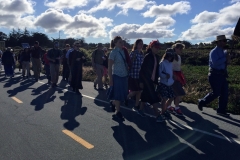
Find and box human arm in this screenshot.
[210,49,226,67]
[108,59,114,86]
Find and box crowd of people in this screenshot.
[0,34,231,122]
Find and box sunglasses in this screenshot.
[220,40,227,43]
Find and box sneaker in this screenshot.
[163,111,172,119]
[156,114,165,123]
[174,108,184,116]
[137,110,146,117]
[115,112,124,120]
[198,99,204,111]
[104,84,108,88]
[110,101,116,112]
[217,112,230,117]
[132,105,140,111]
[167,106,175,114]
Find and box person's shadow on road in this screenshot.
[60,91,87,131]
[7,80,35,97]
[30,88,56,111]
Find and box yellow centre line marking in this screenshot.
[11,97,23,103]
[62,130,94,149]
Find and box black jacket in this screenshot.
[2,51,15,65]
[139,52,160,84]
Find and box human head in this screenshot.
[54,41,59,48]
[162,48,175,62]
[149,40,161,54]
[215,35,228,48]
[34,41,39,47]
[132,39,143,51]
[102,47,108,53]
[65,44,70,49]
[96,43,103,50]
[24,47,29,52]
[73,41,81,50]
[172,43,185,54]
[111,36,123,49]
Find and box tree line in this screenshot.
[0,28,239,50]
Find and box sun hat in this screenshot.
[215,35,229,42]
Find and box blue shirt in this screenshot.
[66,48,73,58]
[209,46,227,70]
[109,47,128,77]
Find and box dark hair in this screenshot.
[172,43,184,61]
[65,44,70,47]
[161,48,174,62]
[110,36,122,49]
[34,41,39,45]
[132,39,143,51]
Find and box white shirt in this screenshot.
[172,55,181,71]
[159,59,174,86]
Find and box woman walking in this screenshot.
[108,36,129,120]
[125,39,144,111]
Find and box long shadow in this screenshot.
[3,76,22,88]
[202,112,240,125]
[30,88,56,111]
[94,89,111,112]
[31,84,50,95]
[7,80,35,97]
[59,91,87,131]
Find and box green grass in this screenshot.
[182,65,240,114]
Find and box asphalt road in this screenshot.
[0,69,240,160]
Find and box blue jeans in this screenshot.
[200,73,228,113]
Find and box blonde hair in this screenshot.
[172,43,185,61]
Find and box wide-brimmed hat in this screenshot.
[165,48,175,57]
[96,43,103,47]
[73,41,81,45]
[215,35,229,42]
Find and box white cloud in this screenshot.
[180,2,240,40]
[44,0,88,10]
[109,17,175,40]
[142,1,191,18]
[86,0,155,16]
[64,14,113,38]
[34,9,73,32]
[0,0,36,29]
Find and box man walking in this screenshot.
[47,41,62,88]
[92,43,104,90]
[198,35,231,117]
[31,41,44,81]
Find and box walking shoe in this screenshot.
[174,108,184,116]
[163,111,172,119]
[167,106,175,114]
[132,105,140,111]
[104,84,108,88]
[137,110,147,117]
[198,99,204,111]
[115,112,124,121]
[110,101,116,112]
[156,114,165,123]
[217,112,230,117]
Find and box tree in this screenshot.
[0,32,7,41]
[31,32,51,47]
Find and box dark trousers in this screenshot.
[200,73,228,113]
[4,64,14,76]
[44,64,51,81]
[62,64,70,80]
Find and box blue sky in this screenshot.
[0,0,240,44]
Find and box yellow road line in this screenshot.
[11,97,23,103]
[62,130,94,149]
